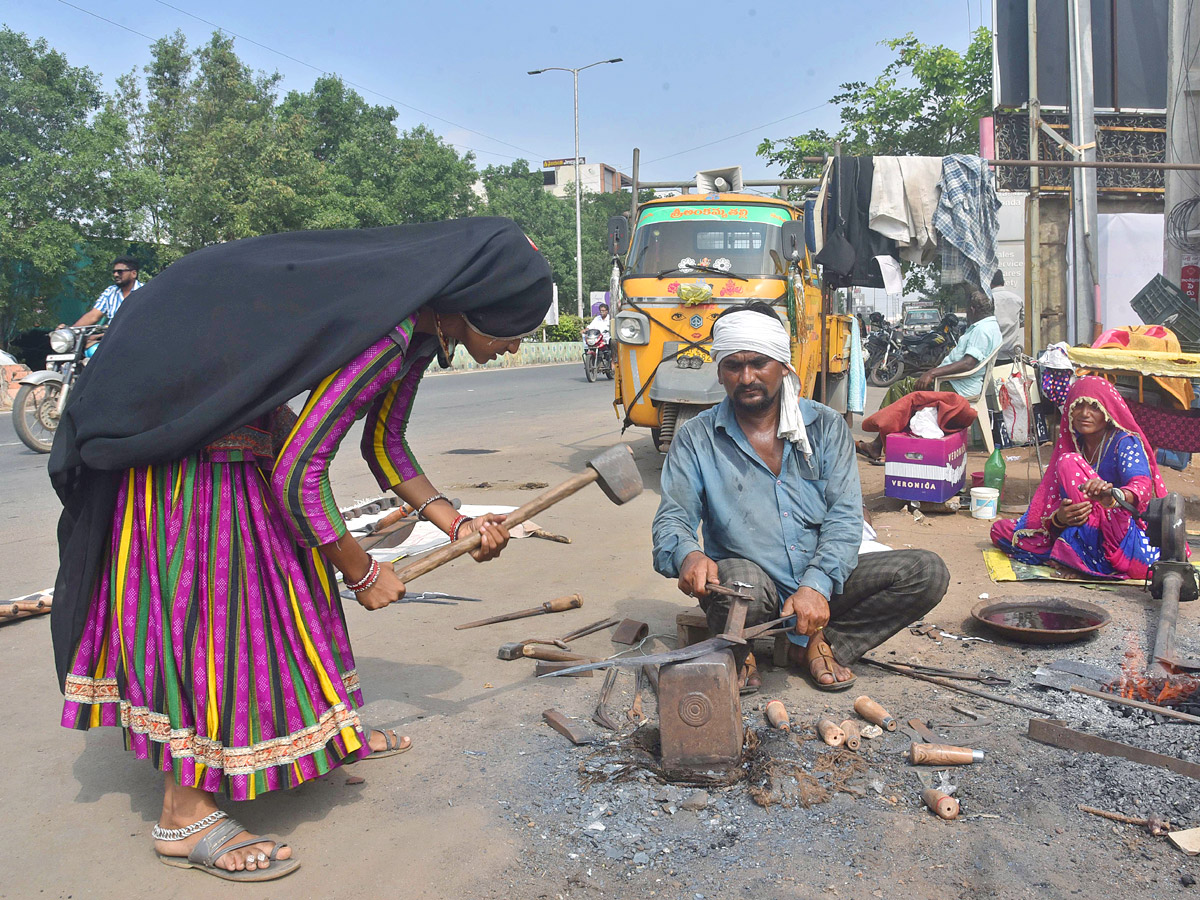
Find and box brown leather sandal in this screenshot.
[739,652,762,695]
[804,641,857,693]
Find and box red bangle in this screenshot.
[449,514,471,541]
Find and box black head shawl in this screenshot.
[48,217,552,688]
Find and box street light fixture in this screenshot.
[528,57,623,319]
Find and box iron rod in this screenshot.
[863,658,1057,716]
[1151,571,1182,677]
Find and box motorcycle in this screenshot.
[12,324,105,453]
[864,316,896,373]
[582,328,613,382]
[868,313,963,387]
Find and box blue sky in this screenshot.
[8,0,987,181]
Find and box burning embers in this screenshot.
[1111,644,1200,714]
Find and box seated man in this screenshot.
[856,290,1002,462]
[651,302,950,692]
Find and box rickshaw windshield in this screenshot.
[625,205,788,278]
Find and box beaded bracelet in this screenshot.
[346,559,381,593]
[414,492,448,520]
[450,514,473,542]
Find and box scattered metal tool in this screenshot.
[1028,719,1200,781]
[907,718,949,744]
[593,668,621,731]
[497,617,618,659]
[534,660,594,677]
[455,593,583,630]
[527,527,571,544]
[542,709,595,745]
[930,705,994,729]
[628,667,647,725]
[890,662,1010,687]
[863,657,1057,716]
[611,618,649,645]
[909,621,992,644]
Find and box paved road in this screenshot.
[0,361,621,600]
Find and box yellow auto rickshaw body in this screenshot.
[610,192,851,449]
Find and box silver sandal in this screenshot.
[155,814,300,882]
[358,715,412,760]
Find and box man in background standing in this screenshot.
[69,256,142,328]
[991,270,1025,360]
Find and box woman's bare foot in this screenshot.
[154,776,292,873]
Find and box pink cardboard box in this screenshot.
[883,430,968,504]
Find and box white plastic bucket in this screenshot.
[970,487,999,519]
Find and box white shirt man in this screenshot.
[586,305,610,335]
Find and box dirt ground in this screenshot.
[3,405,1199,900]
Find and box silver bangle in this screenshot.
[349,560,381,594]
[414,493,448,520]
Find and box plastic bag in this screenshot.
[909,406,944,439]
[999,373,1031,445]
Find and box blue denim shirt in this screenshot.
[652,396,863,609]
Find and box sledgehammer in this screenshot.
[392,445,642,585]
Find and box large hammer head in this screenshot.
[586,445,643,505]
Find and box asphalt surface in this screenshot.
[0,361,608,601]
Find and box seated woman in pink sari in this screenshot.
[991,377,1166,580]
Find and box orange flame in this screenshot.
[1109,637,1200,707]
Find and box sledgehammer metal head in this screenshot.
[586,444,643,505]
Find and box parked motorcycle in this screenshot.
[864,315,896,373]
[868,314,963,387]
[583,328,613,382]
[12,324,105,453]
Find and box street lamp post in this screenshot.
[528,57,622,319]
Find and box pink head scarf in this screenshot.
[1014,376,1167,546]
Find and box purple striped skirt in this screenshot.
[61,450,371,800]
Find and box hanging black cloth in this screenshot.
[48,217,553,688]
[814,156,897,289]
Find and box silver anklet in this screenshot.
[152,809,227,841]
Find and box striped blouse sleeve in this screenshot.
[271,317,419,548]
[360,342,437,490]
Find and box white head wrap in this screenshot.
[710,309,810,454]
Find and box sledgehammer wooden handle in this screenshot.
[393,469,600,583]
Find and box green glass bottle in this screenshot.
[983,446,1006,493]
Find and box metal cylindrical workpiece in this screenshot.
[854,695,897,731]
[908,743,985,765]
[817,718,846,747]
[922,789,960,820]
[765,700,791,732]
[839,719,861,750]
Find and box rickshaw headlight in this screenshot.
[49,328,75,353]
[615,312,648,345]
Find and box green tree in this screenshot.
[758,27,992,178]
[0,27,131,341]
[393,125,477,223]
[165,34,335,247]
[480,161,576,310]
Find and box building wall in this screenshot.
[543,163,632,198]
